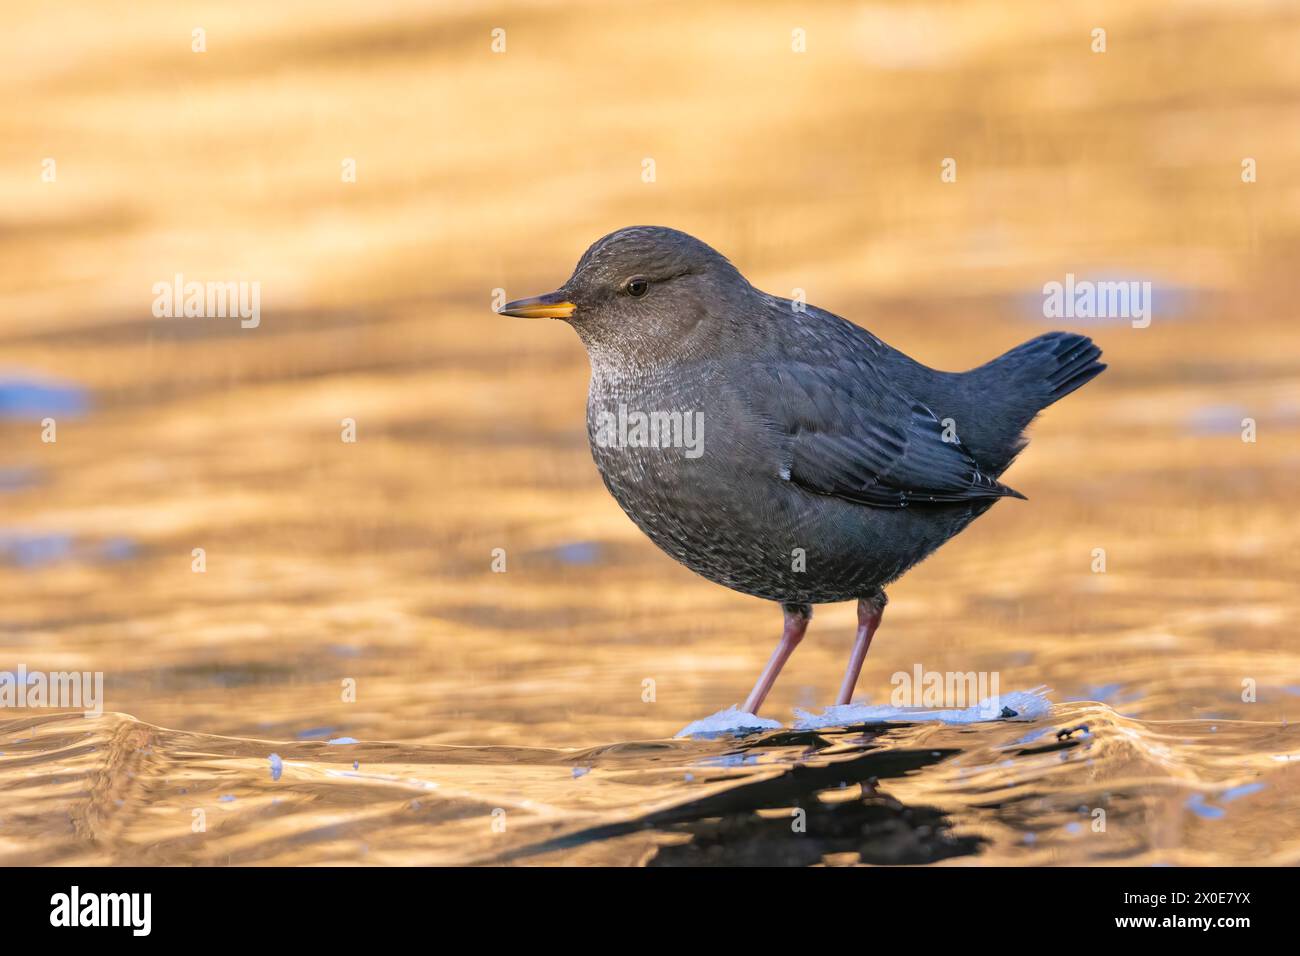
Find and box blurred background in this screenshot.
[1,1,1298,865]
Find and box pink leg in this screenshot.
[742,604,812,715]
[835,592,887,706]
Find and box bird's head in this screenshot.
[498,226,755,361]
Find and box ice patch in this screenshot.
[1218,782,1264,803]
[0,532,72,568]
[0,374,89,421]
[552,541,601,565]
[296,726,336,740]
[1185,793,1225,820]
[793,687,1053,730]
[675,705,782,738]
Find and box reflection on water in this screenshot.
[2,1,1300,864]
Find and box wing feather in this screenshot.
[752,356,1024,509]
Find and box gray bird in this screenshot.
[500,226,1105,717]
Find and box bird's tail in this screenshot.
[986,331,1107,408]
[952,332,1106,474]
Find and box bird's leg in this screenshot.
[835,591,887,706]
[742,603,812,716]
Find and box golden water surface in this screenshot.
[1,1,1298,865]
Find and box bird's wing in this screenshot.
[748,355,1025,509]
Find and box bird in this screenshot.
[499,226,1105,718]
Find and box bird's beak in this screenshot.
[498,290,576,320]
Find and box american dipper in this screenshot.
[501,226,1105,717]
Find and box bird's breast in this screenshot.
[585,372,711,489]
[584,365,791,560]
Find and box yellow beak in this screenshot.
[498,292,576,319]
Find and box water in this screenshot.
[3,697,1294,865]
[2,0,1299,866]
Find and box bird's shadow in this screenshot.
[492,723,985,866]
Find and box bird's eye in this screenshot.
[625,277,649,298]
